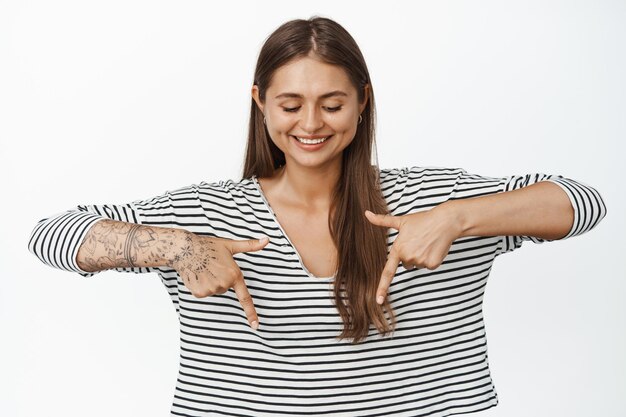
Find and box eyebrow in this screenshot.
[274,90,348,99]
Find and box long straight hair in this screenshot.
[241,16,396,344]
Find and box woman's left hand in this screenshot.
[364,202,463,305]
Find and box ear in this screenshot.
[251,85,264,113]
[359,83,370,114]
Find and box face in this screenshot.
[252,54,369,170]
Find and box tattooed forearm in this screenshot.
[76,219,189,272]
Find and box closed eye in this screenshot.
[283,106,343,113]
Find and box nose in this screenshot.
[299,105,324,133]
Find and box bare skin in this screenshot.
[251,54,368,279]
[77,219,267,329]
[257,167,338,278]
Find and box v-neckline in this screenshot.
[251,175,335,281]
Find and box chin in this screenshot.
[288,154,344,168]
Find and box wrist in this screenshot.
[438,199,469,239]
[166,228,195,265]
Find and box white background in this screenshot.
[1,1,624,416]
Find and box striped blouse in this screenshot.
[27,166,607,417]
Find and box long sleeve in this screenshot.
[396,166,607,257]
[494,172,607,255]
[27,184,199,278]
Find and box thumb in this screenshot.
[364,210,402,230]
[228,236,270,254]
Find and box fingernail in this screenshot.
[251,320,259,330]
[259,237,269,244]
[376,295,384,305]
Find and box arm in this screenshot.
[394,167,607,255]
[368,169,607,300]
[447,181,572,240]
[75,218,191,272]
[27,184,202,277]
[442,178,606,241]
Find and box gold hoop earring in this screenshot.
[263,116,267,125]
[358,114,363,124]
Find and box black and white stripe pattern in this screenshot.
[27,166,606,416]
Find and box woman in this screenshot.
[28,16,606,417]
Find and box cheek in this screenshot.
[272,116,298,135]
[265,127,290,152]
[335,118,358,137]
[334,110,359,131]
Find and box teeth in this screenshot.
[294,136,329,144]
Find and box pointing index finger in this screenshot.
[377,246,400,304]
[229,237,270,254]
[365,210,402,230]
[232,278,259,330]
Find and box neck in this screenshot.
[275,161,341,209]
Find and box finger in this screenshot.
[232,278,259,330]
[402,261,416,270]
[179,268,198,285]
[377,247,401,305]
[228,236,270,254]
[364,210,402,230]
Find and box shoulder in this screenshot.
[378,166,470,215]
[196,176,261,209]
[378,165,467,186]
[198,176,255,193]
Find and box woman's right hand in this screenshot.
[168,231,269,330]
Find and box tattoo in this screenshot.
[78,220,182,272]
[165,234,219,283]
[77,219,223,285]
[124,224,141,267]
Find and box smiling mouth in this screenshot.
[290,135,333,144]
